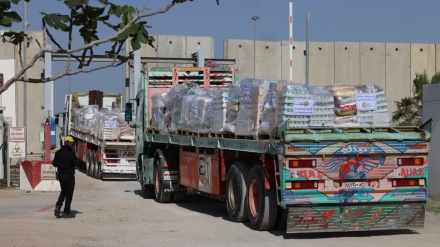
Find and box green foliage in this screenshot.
[392,72,440,126]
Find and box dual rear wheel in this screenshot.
[226,163,279,231]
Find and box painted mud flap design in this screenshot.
[286,203,425,233]
[161,170,185,193]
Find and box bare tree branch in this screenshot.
[0,1,178,95]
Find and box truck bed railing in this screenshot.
[277,123,431,142]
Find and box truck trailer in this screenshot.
[62,91,136,180]
[133,66,431,232]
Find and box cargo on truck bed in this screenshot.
[132,66,431,233]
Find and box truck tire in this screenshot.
[90,150,96,178]
[226,162,251,222]
[154,151,172,203]
[85,151,91,176]
[246,165,278,231]
[96,162,102,180]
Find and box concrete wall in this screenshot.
[423,83,440,197]
[1,30,46,158]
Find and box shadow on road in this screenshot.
[131,189,420,239]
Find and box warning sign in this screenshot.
[41,164,57,180]
[9,127,25,142]
[9,142,25,158]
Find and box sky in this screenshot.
[8,0,440,114]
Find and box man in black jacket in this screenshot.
[53,135,81,218]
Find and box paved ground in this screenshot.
[1,171,440,247]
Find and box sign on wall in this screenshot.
[9,126,25,158]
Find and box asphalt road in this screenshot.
[1,171,440,247]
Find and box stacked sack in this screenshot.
[355,84,390,127]
[327,85,358,127]
[276,84,311,129]
[309,86,335,127]
[235,78,279,136]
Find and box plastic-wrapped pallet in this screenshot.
[161,83,192,133]
[235,78,272,137]
[277,83,311,129]
[355,84,390,127]
[151,93,166,130]
[260,81,286,134]
[210,88,229,134]
[73,105,99,133]
[224,84,241,133]
[308,86,335,127]
[179,94,199,131]
[327,85,358,127]
[188,91,215,133]
[98,109,120,140]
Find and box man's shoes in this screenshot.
[63,212,75,218]
[54,205,61,218]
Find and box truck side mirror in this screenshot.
[125,103,133,122]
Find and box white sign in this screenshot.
[293,99,314,115]
[41,164,57,180]
[9,127,25,142]
[9,142,25,158]
[356,94,376,111]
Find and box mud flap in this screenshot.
[161,169,186,193]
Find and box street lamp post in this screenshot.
[252,15,260,77]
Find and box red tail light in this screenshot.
[106,159,119,163]
[106,154,119,158]
[397,157,424,166]
[287,181,319,190]
[288,159,316,168]
[392,178,425,187]
[105,149,117,154]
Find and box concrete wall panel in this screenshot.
[281,41,306,84]
[186,36,214,60]
[335,42,360,85]
[0,30,15,59]
[411,44,436,94]
[309,42,334,86]
[360,43,386,89]
[224,40,254,80]
[436,44,440,74]
[255,41,281,79]
[157,35,186,67]
[385,43,411,114]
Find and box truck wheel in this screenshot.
[90,150,97,178]
[97,162,102,180]
[226,162,251,222]
[154,153,172,203]
[85,151,91,176]
[246,165,278,231]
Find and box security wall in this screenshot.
[223,39,439,115]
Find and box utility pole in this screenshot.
[252,14,260,78]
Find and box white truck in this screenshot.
[61,91,136,180]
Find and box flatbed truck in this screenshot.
[133,67,431,232]
[62,91,136,180]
